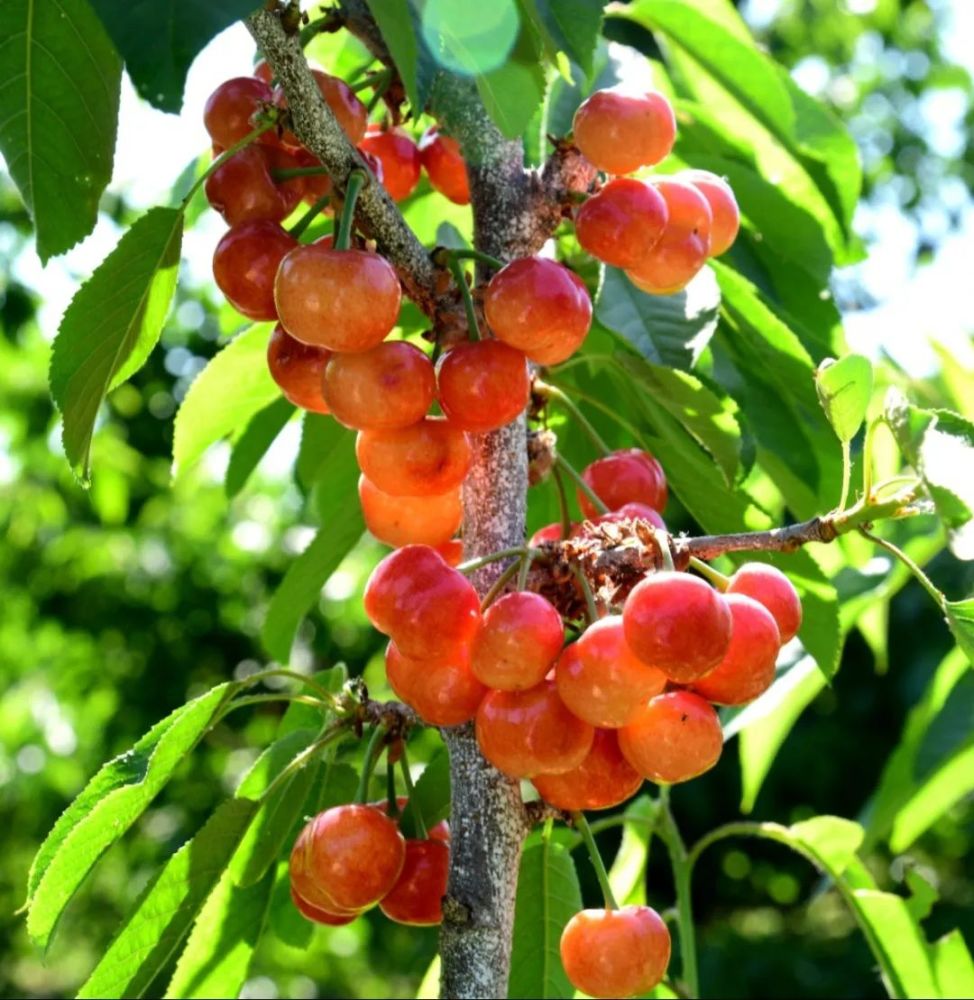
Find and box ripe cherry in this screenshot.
[618,690,723,784]
[576,501,666,536]
[267,324,330,413]
[683,169,740,256]
[356,417,472,497]
[560,906,671,999]
[470,591,565,691]
[623,571,732,683]
[380,838,450,926]
[437,340,530,433]
[726,562,802,643]
[360,125,422,201]
[212,221,297,321]
[263,143,311,212]
[205,146,293,226]
[204,77,274,149]
[323,341,435,431]
[436,538,465,567]
[692,594,780,706]
[532,729,641,811]
[530,522,569,545]
[579,449,668,519]
[359,476,462,549]
[364,545,482,660]
[555,617,667,728]
[370,797,450,842]
[386,641,486,726]
[483,257,592,366]
[475,679,594,778]
[274,244,402,352]
[254,60,274,85]
[418,127,470,204]
[575,178,668,269]
[572,88,676,175]
[290,886,355,926]
[292,148,333,203]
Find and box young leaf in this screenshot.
[815,354,873,443]
[49,207,184,478]
[225,397,295,499]
[0,0,121,261]
[399,750,451,839]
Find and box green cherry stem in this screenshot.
[573,811,619,910]
[289,195,331,239]
[838,439,852,512]
[271,164,331,181]
[517,548,537,592]
[448,256,482,341]
[458,547,534,575]
[446,247,505,271]
[688,555,727,589]
[354,724,388,804]
[386,763,400,818]
[335,169,368,251]
[260,720,349,804]
[554,453,609,516]
[351,66,393,94]
[180,118,277,209]
[552,464,573,540]
[399,746,429,839]
[858,527,947,611]
[536,381,611,456]
[481,560,521,611]
[574,564,600,623]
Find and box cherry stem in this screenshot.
[458,546,534,574]
[239,667,342,707]
[573,564,600,623]
[335,168,368,251]
[858,527,947,612]
[446,247,505,271]
[688,555,726,589]
[399,746,429,839]
[271,164,331,181]
[289,195,331,239]
[366,72,394,114]
[481,559,521,610]
[448,256,482,341]
[554,453,609,515]
[535,381,611,456]
[180,117,277,209]
[839,439,852,511]
[259,720,349,804]
[517,548,537,592]
[552,464,573,540]
[573,811,619,910]
[222,692,327,717]
[354,723,388,804]
[386,763,400,818]
[351,66,392,94]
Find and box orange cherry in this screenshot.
[579,449,668,519]
[385,641,486,726]
[726,562,802,643]
[575,178,668,269]
[290,885,355,926]
[360,124,422,201]
[380,838,450,926]
[266,324,330,413]
[204,77,274,149]
[418,127,470,204]
[682,169,740,255]
[437,340,530,433]
[359,476,462,548]
[532,729,641,811]
[572,88,676,175]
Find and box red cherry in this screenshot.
[475,679,594,778]
[470,591,565,691]
[364,545,482,660]
[290,885,355,926]
[560,906,671,999]
[356,417,472,497]
[263,143,311,213]
[484,257,592,366]
[437,340,530,432]
[323,341,435,431]
[622,572,732,683]
[418,127,470,204]
[360,125,422,201]
[726,562,802,643]
[682,169,740,256]
[204,77,274,149]
[274,244,402,351]
[267,324,330,413]
[579,449,668,519]
[555,617,667,728]
[436,538,465,567]
[370,797,450,842]
[254,60,274,85]
[574,502,666,537]
[575,178,668,269]
[380,838,450,926]
[532,729,641,811]
[530,522,569,545]
[359,476,462,549]
[205,146,291,226]
[212,221,297,321]
[572,88,676,175]
[386,641,486,726]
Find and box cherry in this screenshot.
[572,88,676,175]
[360,124,422,201]
[532,729,641,811]
[266,324,330,413]
[212,221,296,321]
[385,641,486,726]
[560,906,671,999]
[530,522,569,545]
[380,837,450,926]
[370,797,450,842]
[691,594,780,706]
[418,127,470,204]
[618,690,723,784]
[359,476,462,548]
[205,146,293,226]
[254,60,274,85]
[555,617,667,728]
[323,341,435,431]
[575,502,666,536]
[579,449,668,519]
[364,545,482,660]
[575,178,668,269]
[204,77,274,149]
[436,538,465,567]
[437,340,530,433]
[292,148,333,203]
[263,143,312,212]
[475,679,594,778]
[626,179,712,295]
[726,562,802,643]
[683,169,740,256]
[623,571,732,683]
[470,591,565,691]
[483,257,592,366]
[290,885,355,926]
[356,417,472,497]
[274,244,402,352]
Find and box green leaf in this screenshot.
[296,413,353,492]
[608,796,655,906]
[225,397,295,499]
[399,750,451,839]
[87,0,261,113]
[0,0,121,260]
[930,930,974,999]
[365,0,432,113]
[49,207,183,478]
[946,598,974,665]
[508,831,582,999]
[528,0,603,77]
[476,20,548,140]
[27,684,234,949]
[172,324,279,478]
[815,354,873,443]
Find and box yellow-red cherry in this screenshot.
[212,221,297,321]
[361,124,422,201]
[418,127,470,204]
[437,340,530,433]
[380,838,450,926]
[267,324,330,413]
[575,178,668,269]
[579,449,668,519]
[726,562,803,643]
[359,476,462,549]
[572,88,676,175]
[683,169,740,256]
[385,641,486,727]
[204,77,274,149]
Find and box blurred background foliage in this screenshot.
[1,0,973,998]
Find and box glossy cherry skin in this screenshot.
[360,125,422,201]
[692,594,780,706]
[726,562,803,643]
[290,885,356,926]
[356,417,472,497]
[623,571,732,683]
[359,476,462,549]
[323,341,435,431]
[386,641,486,726]
[266,324,330,413]
[575,178,668,269]
[274,245,402,351]
[204,77,274,149]
[380,838,450,926]
[572,88,676,175]
[418,127,470,204]
[437,538,465,567]
[364,545,482,660]
[556,617,667,728]
[470,591,565,691]
[205,146,293,226]
[212,221,297,321]
[683,169,740,256]
[484,257,592,366]
[437,340,530,432]
[560,906,671,999]
[626,179,713,295]
[619,690,723,784]
[475,679,594,779]
[532,728,642,811]
[579,449,668,519]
